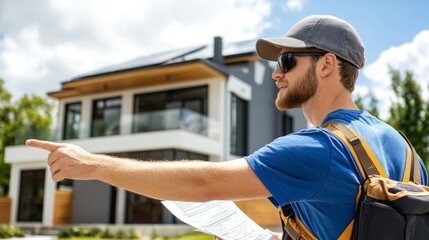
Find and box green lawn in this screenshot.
[58,232,213,240]
[164,232,213,240]
[56,226,213,240]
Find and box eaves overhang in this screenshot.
[48,59,229,99]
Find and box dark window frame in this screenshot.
[118,149,208,224]
[63,101,82,140]
[91,96,122,137]
[17,169,46,222]
[282,112,294,135]
[230,93,248,156]
[132,86,208,133]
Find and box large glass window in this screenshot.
[17,169,45,222]
[63,102,81,140]
[114,149,208,224]
[282,113,294,135]
[230,93,248,156]
[91,97,121,137]
[133,86,208,134]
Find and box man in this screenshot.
[27,15,427,239]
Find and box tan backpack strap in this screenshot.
[280,205,301,240]
[279,205,317,240]
[326,122,380,178]
[321,121,420,239]
[398,131,422,184]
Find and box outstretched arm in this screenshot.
[26,139,271,202]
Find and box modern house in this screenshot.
[5,37,308,227]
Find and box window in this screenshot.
[63,102,81,140]
[133,86,208,134]
[17,169,45,222]
[118,149,208,224]
[282,113,294,135]
[230,93,248,156]
[125,194,163,224]
[91,97,121,137]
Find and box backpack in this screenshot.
[279,121,429,240]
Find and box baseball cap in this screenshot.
[256,15,365,69]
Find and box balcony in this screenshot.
[7,108,222,164]
[132,108,211,136]
[13,108,220,144]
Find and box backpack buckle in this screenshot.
[349,136,361,146]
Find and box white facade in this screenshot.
[6,75,256,225]
[5,38,308,226]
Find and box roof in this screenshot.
[49,38,259,99]
[72,38,257,80]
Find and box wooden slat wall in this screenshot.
[0,197,11,224]
[53,190,73,226]
[235,198,281,227]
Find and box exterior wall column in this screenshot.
[9,165,19,225]
[115,188,126,224]
[120,93,133,135]
[42,165,56,226]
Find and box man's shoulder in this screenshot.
[280,127,339,144]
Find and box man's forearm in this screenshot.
[93,155,223,201]
[26,139,271,202]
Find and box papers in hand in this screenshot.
[162,200,276,240]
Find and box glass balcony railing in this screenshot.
[13,108,219,144]
[132,108,209,135]
[13,127,54,145]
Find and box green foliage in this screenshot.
[100,228,114,239]
[0,78,53,196]
[355,68,429,170]
[58,227,140,240]
[354,90,380,118]
[386,69,429,169]
[0,225,25,238]
[56,227,212,240]
[0,163,10,196]
[88,227,104,237]
[10,93,54,144]
[164,232,212,240]
[357,69,429,170]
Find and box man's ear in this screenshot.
[319,53,337,77]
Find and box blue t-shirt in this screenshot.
[245,109,428,239]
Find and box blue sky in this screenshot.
[266,1,427,63]
[0,0,428,118]
[262,0,429,118]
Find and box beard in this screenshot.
[275,64,318,111]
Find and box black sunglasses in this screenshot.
[277,52,326,73]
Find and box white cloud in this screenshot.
[353,84,370,98]
[283,0,306,11]
[0,0,272,99]
[363,30,429,119]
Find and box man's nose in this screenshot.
[272,65,284,81]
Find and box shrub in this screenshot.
[58,226,140,239]
[0,225,25,238]
[100,227,113,239]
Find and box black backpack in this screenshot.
[279,121,429,240]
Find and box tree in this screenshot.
[387,69,429,168]
[0,80,14,196]
[355,69,429,170]
[0,79,53,196]
[354,91,380,118]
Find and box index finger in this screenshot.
[26,139,63,152]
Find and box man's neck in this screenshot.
[302,91,358,127]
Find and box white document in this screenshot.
[162,200,277,240]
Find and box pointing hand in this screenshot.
[26,139,97,182]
